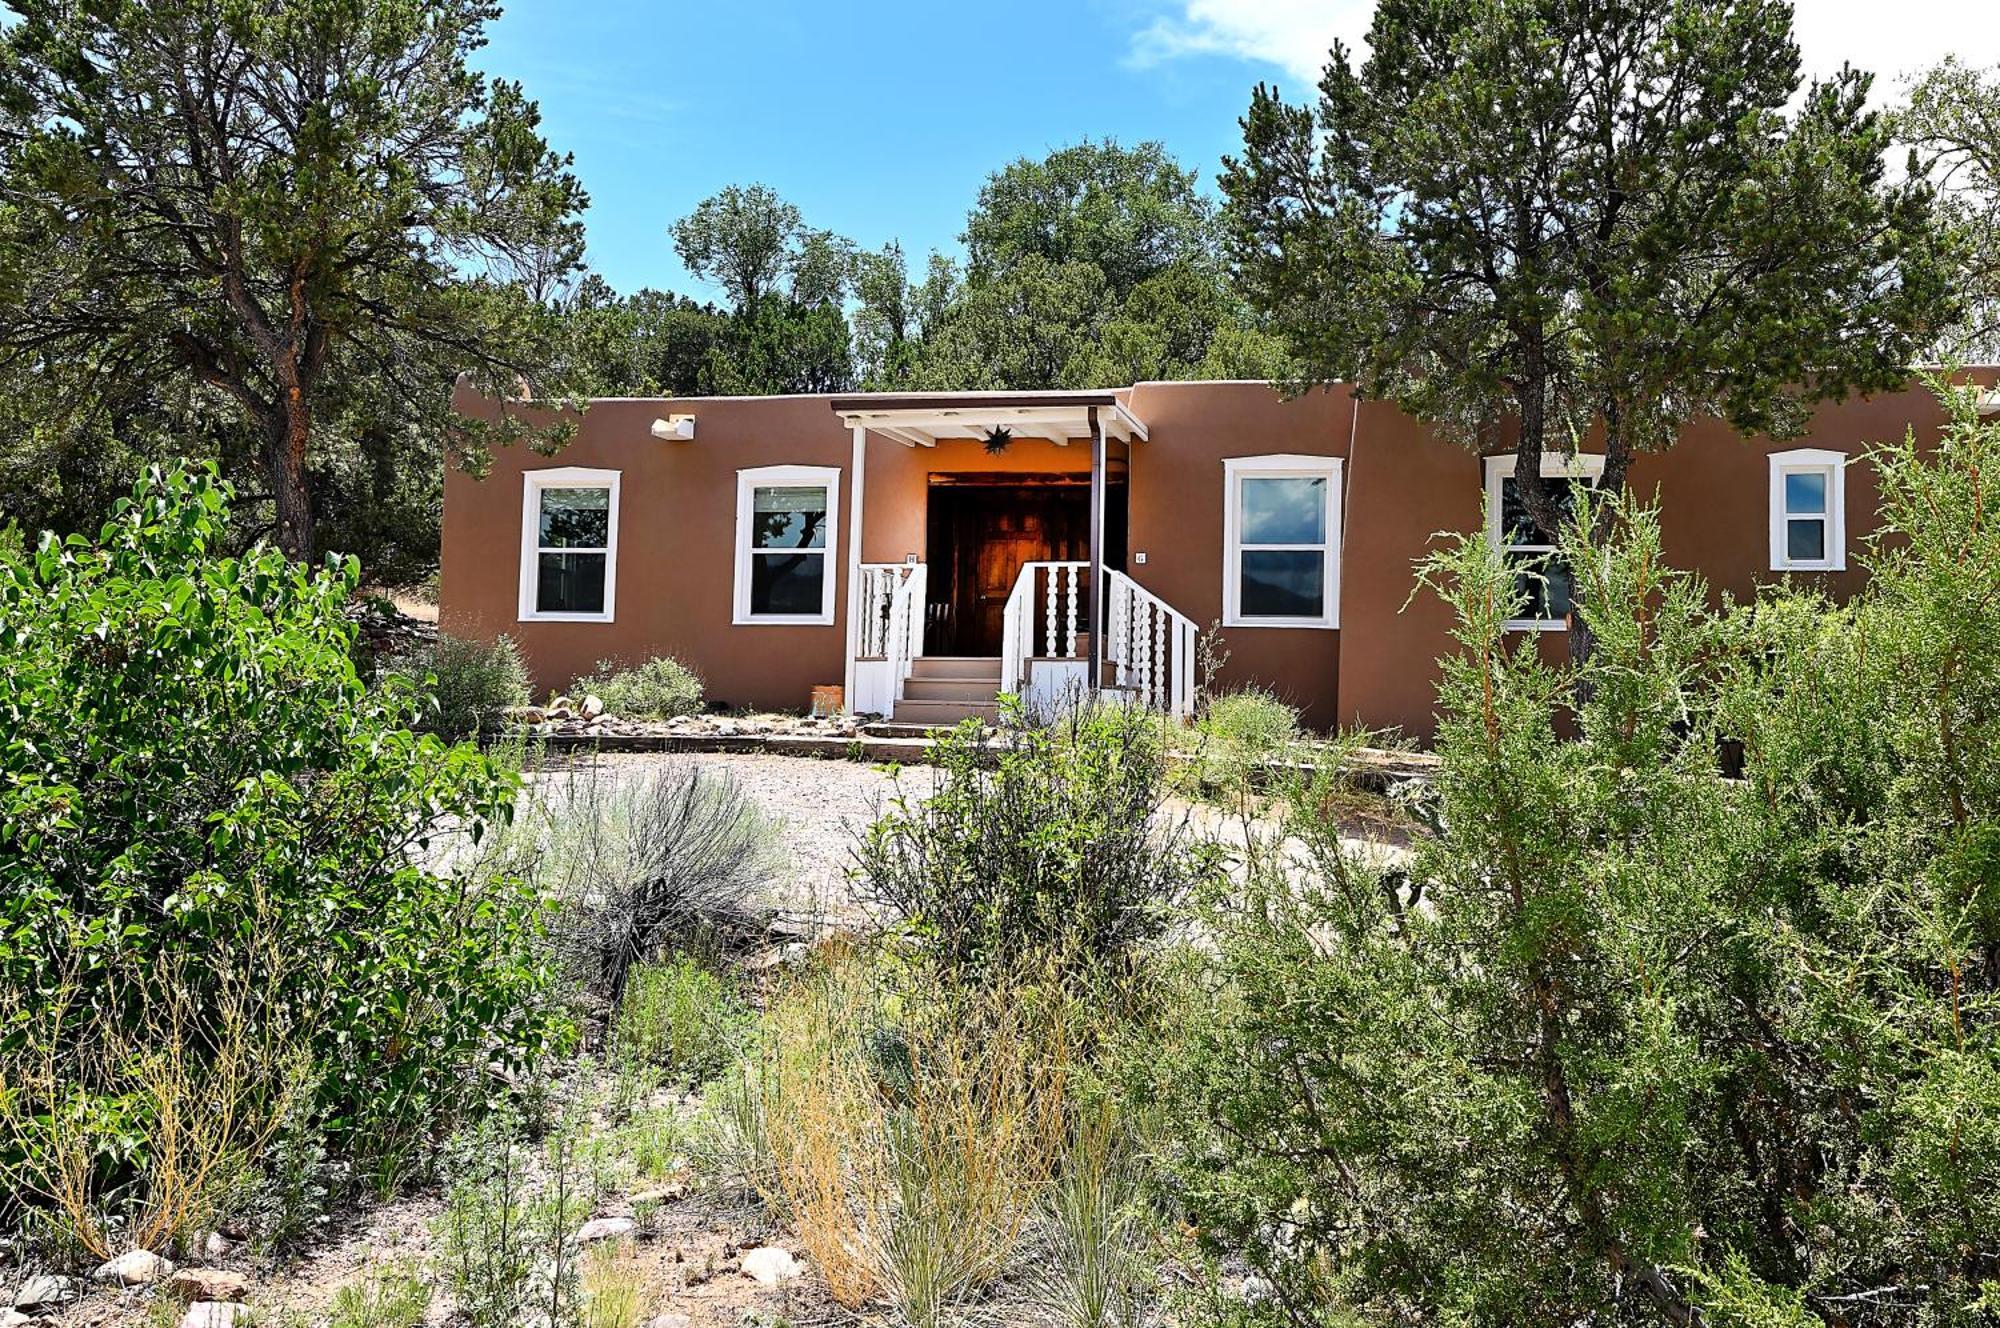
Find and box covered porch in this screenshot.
[832,391,1196,724]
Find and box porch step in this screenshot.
[908,655,1002,682]
[896,656,1002,726]
[890,698,1003,726]
[902,676,1005,704]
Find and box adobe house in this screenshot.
[441,376,1994,741]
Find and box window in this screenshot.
[1223,455,1343,629]
[734,465,840,625]
[1483,453,1607,631]
[1769,448,1846,572]
[519,467,619,622]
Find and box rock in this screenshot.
[644,1315,691,1328]
[201,1232,231,1259]
[739,1246,799,1286]
[1240,1274,1276,1304]
[715,721,740,737]
[165,1269,248,1304]
[4,1308,32,1328]
[580,694,605,719]
[575,1217,637,1244]
[628,1182,688,1205]
[92,1249,176,1287]
[179,1303,243,1328]
[13,1274,83,1310]
[501,705,548,725]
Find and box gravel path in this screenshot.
[527,749,1408,930]
[552,751,941,924]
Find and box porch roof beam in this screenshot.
[833,402,1148,444]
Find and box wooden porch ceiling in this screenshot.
[830,390,1148,448]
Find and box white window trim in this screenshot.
[1484,452,1607,632]
[1222,454,1343,630]
[733,464,841,626]
[518,466,620,624]
[1768,448,1847,573]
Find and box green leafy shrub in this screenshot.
[384,631,531,738]
[577,654,704,720]
[0,465,565,1244]
[854,705,1222,977]
[612,956,751,1087]
[1150,386,2000,1324]
[1176,687,1300,801]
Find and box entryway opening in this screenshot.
[922,474,1127,657]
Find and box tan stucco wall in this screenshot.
[440,376,1982,736]
[1123,381,1355,730]
[442,394,855,712]
[1333,380,1968,742]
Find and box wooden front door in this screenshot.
[971,507,1054,654]
[927,479,1102,656]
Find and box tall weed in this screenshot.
[612,957,750,1088]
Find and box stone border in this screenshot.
[528,727,1438,793]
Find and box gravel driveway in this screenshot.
[558,751,941,924]
[525,749,1407,932]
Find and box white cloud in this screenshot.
[1127,0,1373,88]
[1789,0,1988,91]
[1129,0,1987,97]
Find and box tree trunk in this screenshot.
[1566,432,1633,694]
[266,395,315,561]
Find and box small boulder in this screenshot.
[580,694,605,719]
[575,1217,637,1244]
[13,1273,83,1310]
[179,1303,243,1328]
[739,1246,799,1286]
[201,1232,231,1260]
[501,705,548,726]
[4,1308,32,1328]
[165,1270,248,1304]
[92,1250,176,1287]
[644,1315,691,1328]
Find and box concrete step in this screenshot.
[892,698,1002,726]
[908,656,1002,682]
[901,677,1003,704]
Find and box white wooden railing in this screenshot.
[1001,560,1088,696]
[857,562,927,705]
[998,562,1198,721]
[1105,568,1197,720]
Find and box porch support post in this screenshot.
[1088,405,1106,693]
[842,424,866,715]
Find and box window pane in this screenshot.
[753,486,829,549]
[1501,472,1592,544]
[1508,551,1574,623]
[1240,476,1325,545]
[1240,549,1324,618]
[1787,518,1825,563]
[750,550,826,615]
[537,551,606,614]
[538,487,610,548]
[1784,470,1827,515]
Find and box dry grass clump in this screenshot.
[0,929,314,1258]
[714,939,1094,1321]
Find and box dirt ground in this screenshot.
[23,750,1409,1328]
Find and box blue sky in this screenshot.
[477,0,1981,301]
